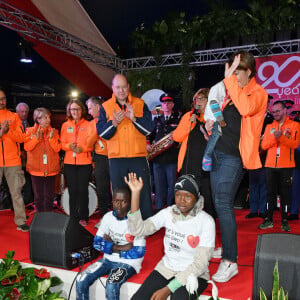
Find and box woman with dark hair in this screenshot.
[173,88,215,218]
[24,108,61,212]
[61,99,92,226]
[204,50,268,283]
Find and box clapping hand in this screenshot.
[0,121,9,137]
[125,103,135,121]
[112,109,126,127]
[49,128,55,139]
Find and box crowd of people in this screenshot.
[1,50,299,299]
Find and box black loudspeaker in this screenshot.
[29,212,99,269]
[253,233,300,300]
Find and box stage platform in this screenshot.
[1,208,299,299]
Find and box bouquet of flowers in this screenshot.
[0,250,66,300]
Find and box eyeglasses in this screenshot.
[196,97,207,101]
[70,108,81,111]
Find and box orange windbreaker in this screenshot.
[261,117,300,168]
[24,124,61,176]
[0,109,24,167]
[61,118,92,165]
[102,94,147,158]
[223,75,268,169]
[87,119,108,156]
[173,111,205,172]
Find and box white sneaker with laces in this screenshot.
[212,247,222,258]
[212,260,238,283]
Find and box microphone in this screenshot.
[193,104,201,117]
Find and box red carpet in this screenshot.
[1,208,299,299]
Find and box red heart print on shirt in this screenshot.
[125,234,134,243]
[187,235,199,248]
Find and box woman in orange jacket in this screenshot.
[173,88,215,218]
[24,108,61,212]
[205,51,268,283]
[60,100,92,226]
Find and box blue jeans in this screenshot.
[203,122,221,159]
[290,168,300,214]
[76,258,136,300]
[210,150,243,262]
[248,168,267,214]
[153,163,177,209]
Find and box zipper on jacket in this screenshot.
[1,140,5,166]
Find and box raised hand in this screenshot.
[124,172,143,193]
[225,54,240,78]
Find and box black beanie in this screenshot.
[174,174,200,199]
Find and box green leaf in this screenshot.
[50,276,63,287]
[260,287,267,300]
[37,278,51,296]
[272,261,279,299]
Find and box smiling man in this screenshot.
[97,74,155,219]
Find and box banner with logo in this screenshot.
[256,53,300,112]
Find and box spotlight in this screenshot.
[70,90,79,98]
[18,40,33,64]
[20,49,32,63]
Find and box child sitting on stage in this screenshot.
[125,173,215,300]
[76,185,146,300]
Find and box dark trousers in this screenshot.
[22,168,34,205]
[109,157,153,219]
[265,167,293,220]
[131,270,208,300]
[94,154,111,216]
[64,164,92,221]
[31,175,56,212]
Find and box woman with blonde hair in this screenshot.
[24,107,61,212]
[60,99,92,226]
[173,88,215,218]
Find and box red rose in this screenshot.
[1,276,24,285]
[34,268,50,278]
[6,288,21,300]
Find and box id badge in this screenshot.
[276,147,280,157]
[73,152,76,157]
[43,154,47,164]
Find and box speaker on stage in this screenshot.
[253,233,300,300]
[29,212,99,269]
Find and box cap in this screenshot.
[174,174,200,200]
[160,93,174,103]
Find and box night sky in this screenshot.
[0,0,247,109]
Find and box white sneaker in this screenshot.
[212,247,222,259]
[94,220,102,229]
[212,260,238,283]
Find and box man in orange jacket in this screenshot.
[97,74,155,219]
[0,89,28,232]
[258,101,300,232]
